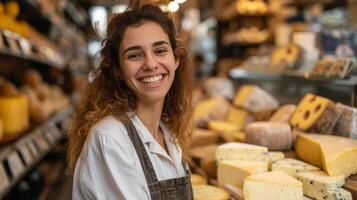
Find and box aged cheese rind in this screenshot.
[245,122,292,150]
[296,133,357,176]
[244,171,303,200]
[334,103,357,139]
[272,158,320,178]
[193,97,230,127]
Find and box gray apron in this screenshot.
[124,121,194,200]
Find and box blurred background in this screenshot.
[0,0,356,199]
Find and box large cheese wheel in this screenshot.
[245,122,292,150]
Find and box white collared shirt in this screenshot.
[72,115,186,200]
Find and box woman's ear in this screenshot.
[174,59,180,70]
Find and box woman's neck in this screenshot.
[136,99,164,138]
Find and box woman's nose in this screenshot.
[142,54,159,70]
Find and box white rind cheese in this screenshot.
[272,158,320,177]
[244,171,303,200]
[215,142,268,162]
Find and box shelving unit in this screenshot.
[230,68,357,106]
[0,106,73,199]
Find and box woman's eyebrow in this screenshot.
[123,40,169,54]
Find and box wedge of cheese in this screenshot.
[269,104,296,123]
[215,142,268,162]
[193,97,230,127]
[272,158,320,178]
[226,106,252,129]
[296,134,357,177]
[208,120,241,133]
[218,160,269,188]
[221,131,246,142]
[244,171,303,200]
[191,174,208,185]
[193,185,230,200]
[267,151,285,163]
[290,93,340,133]
[297,171,351,200]
[245,122,292,150]
[233,85,279,113]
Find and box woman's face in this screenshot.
[119,21,179,104]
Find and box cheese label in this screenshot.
[7,151,24,178]
[18,144,33,166]
[0,163,10,193]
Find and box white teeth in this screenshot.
[141,74,164,83]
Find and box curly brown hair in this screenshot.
[67,4,193,173]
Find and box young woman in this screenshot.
[67,3,194,200]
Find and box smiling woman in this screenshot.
[67,2,194,200]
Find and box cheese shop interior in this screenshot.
[0,0,357,199]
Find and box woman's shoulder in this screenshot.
[87,115,131,143]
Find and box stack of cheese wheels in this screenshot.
[0,80,29,137]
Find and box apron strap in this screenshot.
[124,121,159,184]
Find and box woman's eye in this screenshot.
[127,53,142,60]
[155,48,168,55]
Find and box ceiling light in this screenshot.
[168,1,179,12]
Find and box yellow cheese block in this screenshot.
[290,93,340,133]
[233,85,279,113]
[208,120,241,133]
[193,97,230,126]
[191,174,208,185]
[244,171,303,200]
[218,160,269,188]
[0,95,29,136]
[226,106,252,128]
[193,185,230,200]
[296,134,357,177]
[190,129,219,147]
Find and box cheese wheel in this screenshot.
[245,122,293,150]
[0,95,29,136]
[333,103,357,139]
